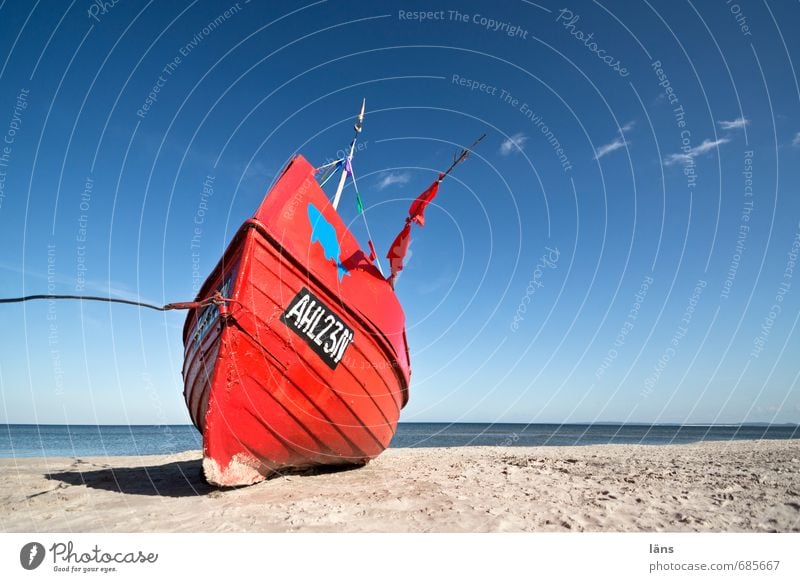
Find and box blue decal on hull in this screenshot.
[308,203,349,280]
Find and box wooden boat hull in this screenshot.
[181,155,410,486]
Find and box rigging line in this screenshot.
[316,158,345,171]
[349,166,385,276]
[319,160,343,188]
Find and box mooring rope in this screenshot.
[0,292,226,312]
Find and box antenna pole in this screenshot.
[332,99,365,210]
[438,133,486,182]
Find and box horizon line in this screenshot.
[1,421,797,427]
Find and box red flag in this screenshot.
[407,174,442,227]
[367,239,377,262]
[386,220,412,286]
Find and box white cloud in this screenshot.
[243,160,274,180]
[594,137,627,160]
[663,153,693,166]
[375,172,411,190]
[499,132,528,155]
[717,117,749,130]
[664,137,730,166]
[691,138,731,155]
[594,121,635,160]
[792,132,800,147]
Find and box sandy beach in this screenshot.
[1,440,798,532]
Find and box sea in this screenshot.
[0,423,797,458]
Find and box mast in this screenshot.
[332,99,365,210]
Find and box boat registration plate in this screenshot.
[280,287,354,369]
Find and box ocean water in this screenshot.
[389,423,800,448]
[0,424,202,458]
[0,422,797,458]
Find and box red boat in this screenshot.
[181,102,480,486]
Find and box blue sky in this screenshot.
[0,0,798,425]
